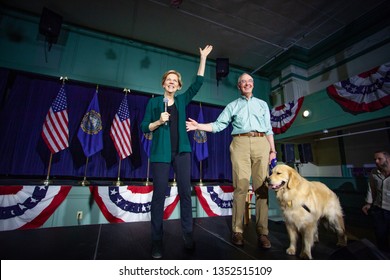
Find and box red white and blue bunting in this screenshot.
[0,184,245,231]
[194,185,235,216]
[327,62,390,112]
[270,97,304,134]
[0,185,71,231]
[90,185,179,223]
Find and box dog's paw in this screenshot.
[299,252,313,260]
[286,246,296,255]
[336,236,348,247]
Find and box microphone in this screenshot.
[163,97,169,125]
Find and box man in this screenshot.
[186,73,276,249]
[362,150,390,253]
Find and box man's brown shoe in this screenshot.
[232,232,244,246]
[258,235,271,249]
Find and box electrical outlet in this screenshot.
[76,211,83,220]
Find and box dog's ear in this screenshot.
[287,166,301,189]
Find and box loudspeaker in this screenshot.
[330,239,388,260]
[39,7,63,43]
[216,58,229,78]
[298,143,313,163]
[281,144,295,163]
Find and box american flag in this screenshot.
[110,95,132,159]
[41,85,69,153]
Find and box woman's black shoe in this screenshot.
[151,240,163,259]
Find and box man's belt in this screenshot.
[233,132,265,137]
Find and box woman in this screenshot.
[141,45,212,258]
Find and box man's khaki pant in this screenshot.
[230,136,270,235]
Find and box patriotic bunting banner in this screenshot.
[90,185,179,223]
[0,184,254,230]
[194,185,234,216]
[0,185,71,231]
[327,62,390,112]
[270,97,304,134]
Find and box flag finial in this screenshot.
[60,76,68,84]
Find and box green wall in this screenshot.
[0,8,270,107]
[274,89,390,141]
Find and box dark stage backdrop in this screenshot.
[0,68,232,182]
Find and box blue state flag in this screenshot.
[192,106,209,161]
[77,90,103,157]
[141,132,152,158]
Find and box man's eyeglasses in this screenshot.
[239,79,254,84]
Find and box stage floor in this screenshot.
[0,216,387,260]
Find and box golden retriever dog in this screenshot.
[267,164,347,259]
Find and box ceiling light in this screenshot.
[302,109,311,118]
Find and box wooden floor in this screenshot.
[1,215,388,260]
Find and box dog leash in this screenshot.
[302,204,311,213]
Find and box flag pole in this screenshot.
[115,159,123,186]
[170,172,177,187]
[198,102,204,186]
[78,84,102,187]
[145,157,151,185]
[114,87,131,187]
[43,153,53,186]
[146,94,153,186]
[199,160,203,186]
[43,76,68,186]
[80,157,90,186]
